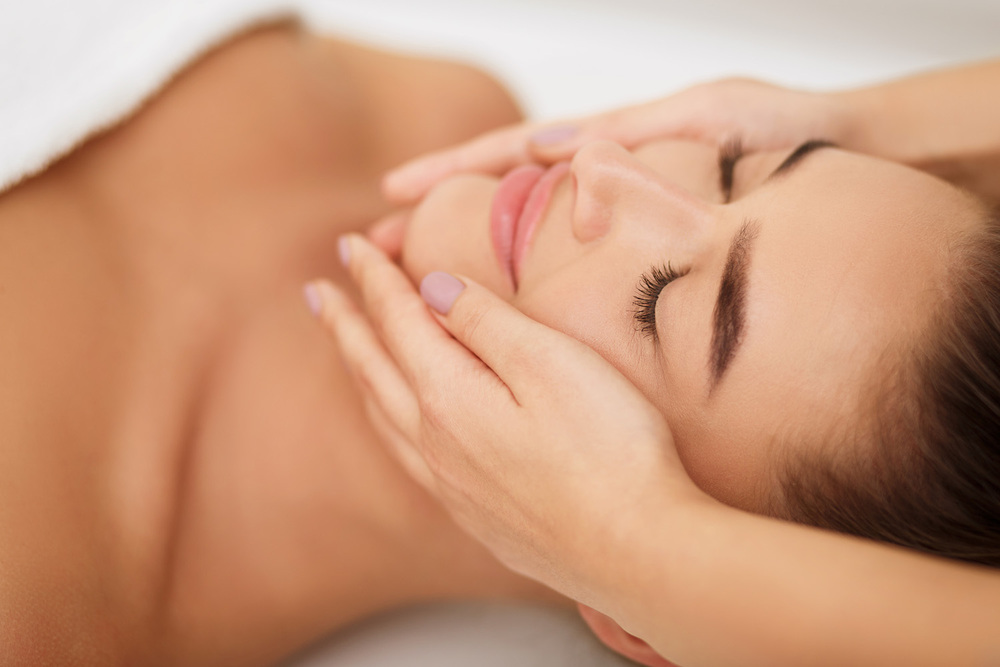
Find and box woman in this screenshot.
[335,110,992,531]
[0,20,577,666]
[315,62,1000,666]
[2,7,994,665]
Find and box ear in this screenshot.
[577,603,680,667]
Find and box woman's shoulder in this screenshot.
[315,36,523,174]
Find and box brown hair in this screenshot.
[780,210,1000,567]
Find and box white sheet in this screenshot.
[286,602,635,667]
[0,0,302,192]
[7,0,998,191]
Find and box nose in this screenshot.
[569,141,713,244]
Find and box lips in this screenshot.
[490,162,570,289]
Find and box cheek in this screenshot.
[514,268,659,395]
[515,261,776,511]
[401,174,511,295]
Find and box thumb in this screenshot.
[419,271,596,393]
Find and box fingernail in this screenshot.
[303,283,322,317]
[338,236,351,267]
[530,125,578,146]
[420,271,465,315]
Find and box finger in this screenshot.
[340,235,511,401]
[309,280,421,440]
[360,393,438,494]
[381,121,547,204]
[527,114,626,163]
[418,270,600,399]
[539,105,688,158]
[528,91,743,164]
[366,210,411,260]
[312,278,443,492]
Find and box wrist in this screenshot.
[831,85,920,164]
[577,475,721,622]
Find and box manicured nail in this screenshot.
[338,236,351,267]
[303,283,322,317]
[420,272,465,315]
[530,125,578,146]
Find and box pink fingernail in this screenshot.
[530,125,578,146]
[303,283,322,317]
[420,272,465,315]
[338,236,351,267]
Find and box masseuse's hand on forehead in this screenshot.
[381,78,864,204]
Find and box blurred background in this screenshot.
[302,0,1000,119]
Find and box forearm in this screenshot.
[843,59,1000,204]
[599,495,1000,667]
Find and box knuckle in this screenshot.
[455,303,489,349]
[381,293,426,341]
[417,386,451,429]
[417,374,468,435]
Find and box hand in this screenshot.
[309,235,701,601]
[382,78,866,204]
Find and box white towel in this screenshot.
[0,0,300,193]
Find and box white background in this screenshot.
[302,0,1000,118]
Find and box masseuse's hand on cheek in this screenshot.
[308,234,696,603]
[382,78,868,204]
[365,209,410,260]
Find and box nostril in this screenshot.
[569,140,715,247]
[568,143,633,244]
[571,185,614,243]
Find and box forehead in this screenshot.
[743,150,971,372]
[681,150,979,500]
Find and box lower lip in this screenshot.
[490,162,570,289]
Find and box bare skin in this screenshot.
[0,24,561,666]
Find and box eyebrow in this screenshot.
[710,219,759,389]
[766,139,836,182]
[707,140,834,390]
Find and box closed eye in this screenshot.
[633,263,688,339]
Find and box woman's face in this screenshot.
[401,139,981,511]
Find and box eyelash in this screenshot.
[632,139,743,339]
[633,263,687,338]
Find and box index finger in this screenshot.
[380,92,718,205]
[382,120,572,204]
[338,234,512,400]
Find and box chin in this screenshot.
[401,173,513,297]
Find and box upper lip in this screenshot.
[511,161,570,288]
[490,164,544,290]
[490,162,570,290]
